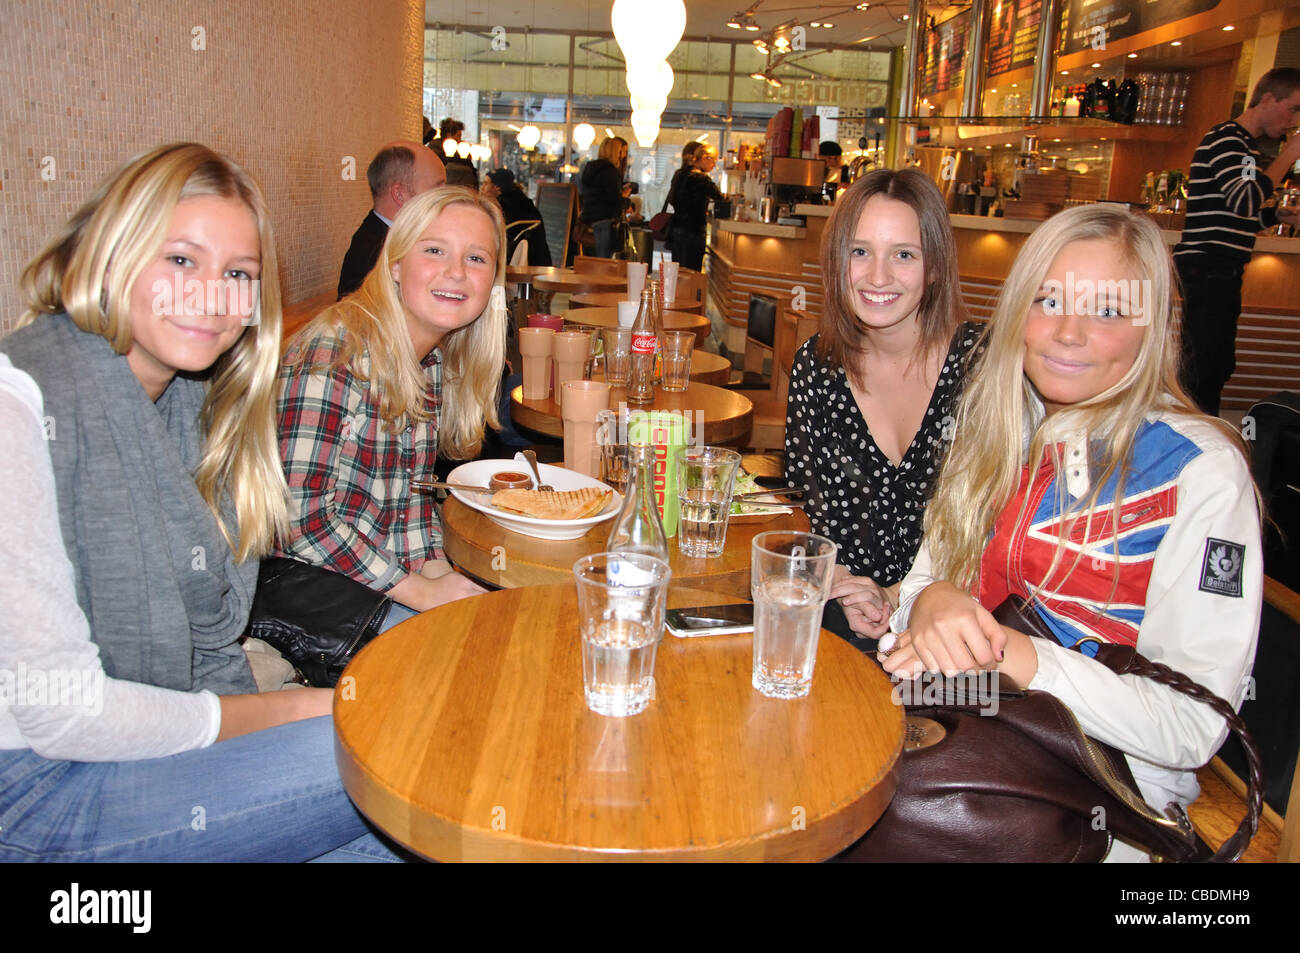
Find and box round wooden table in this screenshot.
[570,290,703,313]
[564,306,711,346]
[510,382,753,446]
[442,496,808,598]
[334,584,904,861]
[515,268,627,295]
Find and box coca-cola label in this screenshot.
[631,334,657,353]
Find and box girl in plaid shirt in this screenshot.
[277,187,507,613]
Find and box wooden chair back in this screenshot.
[573,254,625,277]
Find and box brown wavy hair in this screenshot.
[817,167,967,386]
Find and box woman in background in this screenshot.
[579,136,631,257]
[882,204,1259,858]
[665,141,723,272]
[785,168,982,649]
[277,186,503,619]
[0,143,395,861]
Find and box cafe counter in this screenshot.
[706,203,1300,412]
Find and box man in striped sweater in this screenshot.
[1174,68,1300,416]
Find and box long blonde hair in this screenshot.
[287,186,506,459]
[924,203,1248,590]
[18,142,288,562]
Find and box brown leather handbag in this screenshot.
[839,596,1263,862]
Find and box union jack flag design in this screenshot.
[977,420,1203,651]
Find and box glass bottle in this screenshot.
[627,285,657,404]
[605,442,669,561]
[647,275,665,384]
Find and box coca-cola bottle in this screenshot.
[605,442,669,561]
[627,285,657,404]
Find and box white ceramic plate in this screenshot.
[446,459,621,540]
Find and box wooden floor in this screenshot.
[1189,765,1279,862]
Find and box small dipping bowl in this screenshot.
[489,470,535,492]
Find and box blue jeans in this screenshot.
[0,715,407,862]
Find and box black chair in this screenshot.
[726,292,777,391]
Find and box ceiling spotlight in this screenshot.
[901,13,909,20]
[766,75,783,87]
[1222,24,1234,31]
[1170,40,1182,46]
[750,71,766,81]
[727,14,741,29]
[856,2,870,9]
[1127,52,1137,58]
[810,21,821,27]
[1091,62,1101,68]
[822,21,833,27]
[745,22,760,31]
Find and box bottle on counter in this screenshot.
[627,286,657,405]
[605,442,669,562]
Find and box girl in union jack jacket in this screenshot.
[882,203,1261,855]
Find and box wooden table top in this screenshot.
[505,267,627,295]
[570,291,703,313]
[334,584,904,861]
[509,382,753,446]
[564,306,711,345]
[442,495,809,598]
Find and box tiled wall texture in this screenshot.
[0,0,425,333]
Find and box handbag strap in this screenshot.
[1003,595,1263,862]
[1093,643,1263,863]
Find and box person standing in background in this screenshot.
[439,117,479,189]
[579,136,631,258]
[1174,67,1300,416]
[665,142,722,272]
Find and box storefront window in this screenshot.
[423,25,893,211]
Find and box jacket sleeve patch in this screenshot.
[1198,537,1245,598]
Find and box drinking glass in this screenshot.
[597,410,630,494]
[573,552,671,717]
[602,328,633,386]
[750,532,838,699]
[660,330,694,392]
[676,447,741,558]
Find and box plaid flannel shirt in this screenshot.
[275,330,443,591]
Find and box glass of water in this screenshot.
[572,552,671,717]
[750,532,838,699]
[676,446,741,558]
[660,330,695,392]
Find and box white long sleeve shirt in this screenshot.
[0,357,221,760]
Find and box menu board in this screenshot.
[1060,0,1220,55]
[987,0,1042,77]
[920,11,969,96]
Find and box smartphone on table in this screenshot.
[665,603,754,638]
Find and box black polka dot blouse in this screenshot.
[785,321,983,585]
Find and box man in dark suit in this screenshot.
[337,141,445,298]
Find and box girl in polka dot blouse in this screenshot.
[785,169,983,647]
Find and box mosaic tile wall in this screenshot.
[0,0,425,332]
